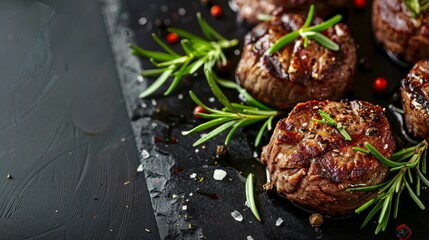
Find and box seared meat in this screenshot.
[234,0,347,25]
[401,60,429,139]
[372,0,429,63]
[261,100,395,216]
[236,14,356,110]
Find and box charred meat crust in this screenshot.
[236,14,356,110]
[372,0,429,63]
[261,100,395,216]
[400,60,429,139]
[234,0,347,25]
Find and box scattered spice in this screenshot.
[210,5,222,18]
[216,145,228,158]
[216,60,231,76]
[396,224,412,240]
[166,32,180,44]
[145,228,151,233]
[193,106,206,118]
[6,174,12,179]
[309,213,323,227]
[353,0,366,9]
[123,181,130,186]
[373,77,388,94]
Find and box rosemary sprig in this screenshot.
[182,65,280,147]
[246,173,261,221]
[313,110,352,141]
[268,5,341,54]
[404,0,429,18]
[348,140,429,234]
[129,13,238,98]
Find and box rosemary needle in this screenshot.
[268,4,341,54]
[246,173,261,221]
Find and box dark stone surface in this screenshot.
[0,0,159,239]
[103,0,429,240]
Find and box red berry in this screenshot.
[216,60,231,75]
[193,106,206,118]
[354,0,366,9]
[210,5,222,18]
[373,77,388,93]
[396,224,412,240]
[166,32,179,44]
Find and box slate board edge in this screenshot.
[97,0,202,239]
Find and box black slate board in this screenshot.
[0,0,159,239]
[109,0,429,239]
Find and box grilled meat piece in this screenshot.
[234,0,347,25]
[400,60,429,139]
[372,0,429,63]
[236,14,356,110]
[261,100,395,216]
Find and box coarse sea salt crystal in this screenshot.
[189,173,197,179]
[136,164,143,172]
[276,217,284,226]
[247,236,254,240]
[213,169,227,180]
[231,210,243,222]
[141,150,150,159]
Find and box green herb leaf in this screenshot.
[196,12,226,41]
[151,33,180,57]
[129,43,175,62]
[302,5,315,28]
[351,140,429,234]
[314,110,351,140]
[364,142,405,167]
[268,31,300,54]
[139,65,176,98]
[310,32,339,51]
[268,5,342,54]
[246,173,261,221]
[192,120,238,147]
[131,13,238,98]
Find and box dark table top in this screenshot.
[0,0,159,239]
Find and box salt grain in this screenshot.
[213,169,227,180]
[231,210,243,222]
[275,217,284,226]
[247,236,254,240]
[208,97,215,102]
[178,94,183,100]
[189,173,197,178]
[137,75,144,82]
[138,17,147,25]
[136,164,143,172]
[182,205,187,211]
[178,8,186,16]
[151,99,157,106]
[142,150,150,159]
